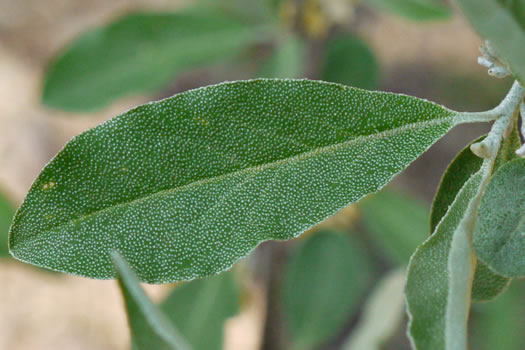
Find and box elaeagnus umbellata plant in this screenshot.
[5,0,525,349]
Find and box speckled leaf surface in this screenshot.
[406,171,483,350]
[160,271,239,350]
[455,0,525,85]
[42,10,266,111]
[473,159,525,277]
[363,0,451,21]
[10,79,462,283]
[430,135,517,302]
[283,231,373,350]
[113,253,191,350]
[360,189,429,265]
[0,190,15,257]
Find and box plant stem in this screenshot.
[455,80,525,123]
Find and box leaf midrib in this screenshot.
[37,114,457,232]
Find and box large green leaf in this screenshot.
[321,35,378,90]
[454,0,525,85]
[160,272,239,350]
[406,171,483,349]
[259,35,306,79]
[473,158,525,277]
[10,79,466,283]
[430,135,517,302]
[359,189,429,265]
[363,0,451,21]
[42,10,266,111]
[113,253,191,350]
[282,231,373,350]
[0,190,15,257]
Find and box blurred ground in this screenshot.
[0,0,509,349]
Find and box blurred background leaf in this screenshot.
[343,269,406,350]
[363,0,451,21]
[471,279,525,350]
[42,9,270,111]
[321,35,379,89]
[0,189,15,257]
[282,230,374,350]
[159,272,240,350]
[259,34,306,79]
[359,189,429,265]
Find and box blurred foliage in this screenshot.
[471,279,525,350]
[259,34,306,79]
[362,0,451,21]
[282,230,374,350]
[321,35,378,89]
[40,0,389,112]
[0,189,15,257]
[159,272,240,350]
[360,189,429,265]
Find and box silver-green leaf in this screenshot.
[406,171,483,349]
[113,252,191,350]
[10,79,465,283]
[473,158,525,278]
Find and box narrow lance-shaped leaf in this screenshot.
[160,271,239,350]
[473,158,525,277]
[406,171,483,350]
[430,134,518,302]
[42,10,268,111]
[282,231,373,350]
[10,79,468,283]
[454,0,525,85]
[0,189,15,257]
[112,252,191,350]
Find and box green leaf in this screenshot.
[160,272,239,350]
[282,231,373,350]
[321,35,378,90]
[430,136,511,302]
[343,269,405,350]
[363,0,451,21]
[473,158,525,277]
[0,189,15,257]
[430,138,483,233]
[10,79,464,283]
[406,171,483,349]
[360,189,429,265]
[472,279,525,350]
[259,35,306,79]
[454,0,525,85]
[42,10,267,111]
[112,252,191,350]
